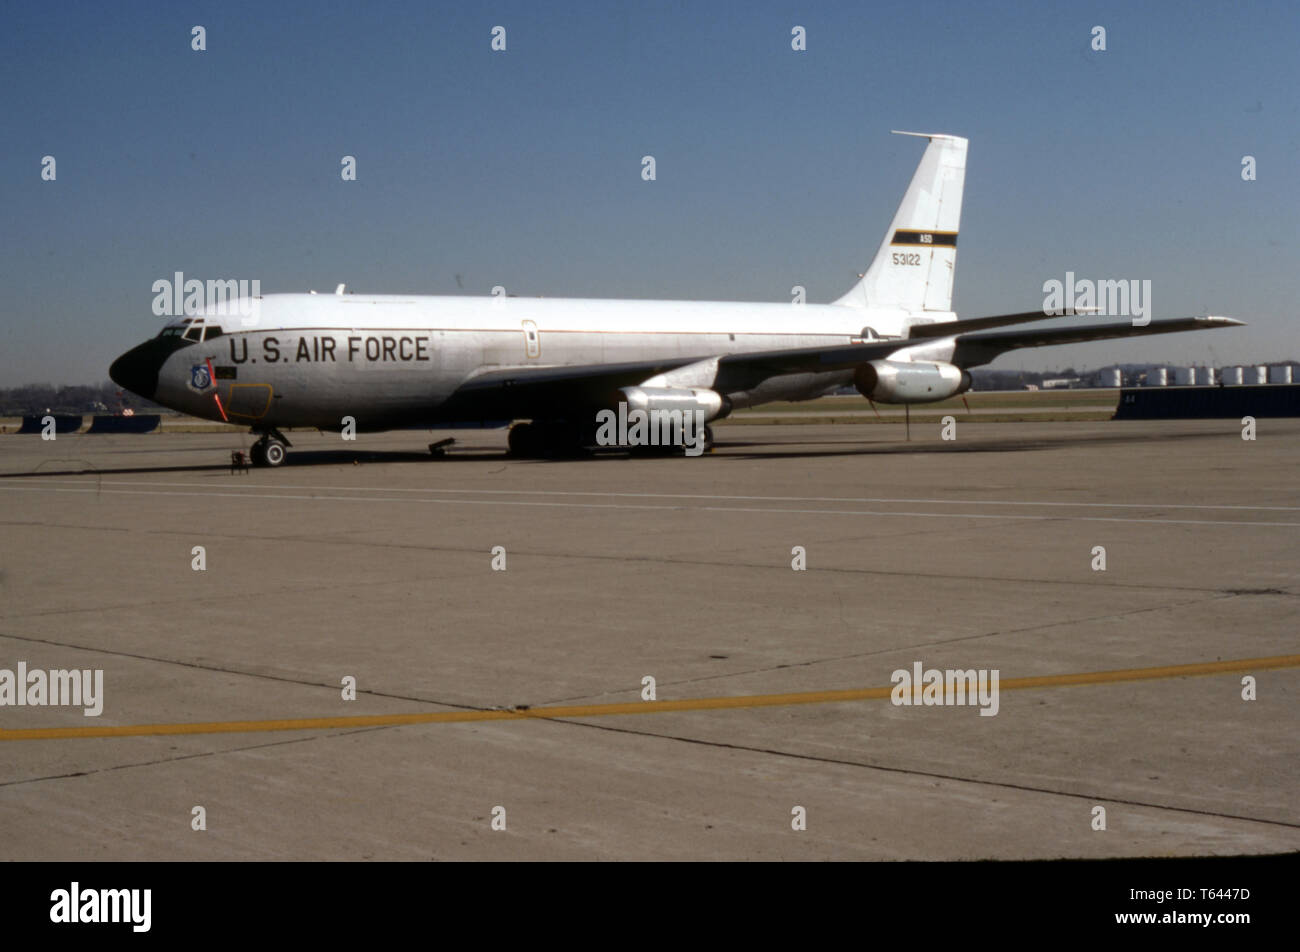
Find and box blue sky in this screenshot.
[2,0,1296,383]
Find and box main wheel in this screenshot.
[508,423,540,458]
[248,441,267,467]
[262,439,287,467]
[539,422,591,458]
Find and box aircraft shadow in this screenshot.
[0,449,452,478]
[0,425,1256,477]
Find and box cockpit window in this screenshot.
[157,322,216,342]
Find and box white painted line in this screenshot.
[13,478,1300,512]
[2,484,1298,527]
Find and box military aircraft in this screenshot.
[109,132,1239,465]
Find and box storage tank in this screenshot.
[1173,366,1196,386]
[1251,366,1268,384]
[1268,365,1293,384]
[1197,367,1216,386]
[1145,367,1168,387]
[1221,366,1244,386]
[1100,368,1122,388]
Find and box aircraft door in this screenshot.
[522,320,540,359]
[225,383,273,420]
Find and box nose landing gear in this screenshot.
[249,428,292,467]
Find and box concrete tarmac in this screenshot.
[1,419,1297,859]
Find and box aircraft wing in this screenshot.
[438,341,906,420]
[949,316,1243,367]
[437,316,1241,420]
[905,308,1100,339]
[708,316,1242,383]
[436,357,716,420]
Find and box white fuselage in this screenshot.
[149,294,955,429]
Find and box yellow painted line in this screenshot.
[2,654,1296,742]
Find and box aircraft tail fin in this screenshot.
[834,132,967,313]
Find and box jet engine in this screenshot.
[618,386,731,421]
[853,360,972,404]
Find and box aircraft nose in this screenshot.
[109,342,163,399]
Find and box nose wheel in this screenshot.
[249,429,291,467]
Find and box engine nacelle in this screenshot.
[853,360,972,404]
[619,386,730,421]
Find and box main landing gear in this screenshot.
[627,424,714,456]
[508,421,590,459]
[249,428,293,467]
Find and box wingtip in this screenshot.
[1200,315,1246,326]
